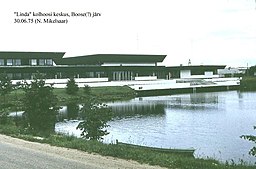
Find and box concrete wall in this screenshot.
[134,76,157,81]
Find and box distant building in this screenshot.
[217,67,245,77]
[0,51,225,81]
[165,65,225,79]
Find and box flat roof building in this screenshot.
[0,52,166,80]
[0,51,225,81]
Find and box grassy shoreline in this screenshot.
[0,123,255,169]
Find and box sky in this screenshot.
[0,0,255,67]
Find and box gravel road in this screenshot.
[0,134,166,169]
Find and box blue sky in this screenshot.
[0,0,255,67]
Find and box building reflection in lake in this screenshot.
[109,93,220,117]
[57,93,221,121]
[166,93,220,111]
[109,100,165,119]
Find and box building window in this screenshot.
[39,59,45,66]
[46,59,53,65]
[14,59,21,66]
[30,59,37,66]
[0,59,4,66]
[6,59,13,66]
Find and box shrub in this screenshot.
[22,74,59,134]
[66,78,79,95]
[83,85,91,95]
[0,73,13,103]
[77,97,113,141]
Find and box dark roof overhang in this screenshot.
[0,51,65,62]
[55,54,167,65]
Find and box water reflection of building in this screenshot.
[109,101,165,118]
[109,93,220,116]
[167,93,219,110]
[56,93,221,121]
[190,93,219,104]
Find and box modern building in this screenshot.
[0,51,225,81]
[165,65,225,79]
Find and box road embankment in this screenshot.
[0,134,166,169]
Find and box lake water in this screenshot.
[55,91,256,164]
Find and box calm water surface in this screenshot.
[55,91,256,164]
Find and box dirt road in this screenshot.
[0,134,166,169]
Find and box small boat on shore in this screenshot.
[116,141,195,157]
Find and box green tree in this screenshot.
[241,126,256,156]
[0,73,13,124]
[77,97,113,141]
[83,85,91,95]
[0,104,11,125]
[0,73,13,103]
[66,78,79,95]
[23,74,59,134]
[66,101,79,120]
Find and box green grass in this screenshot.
[90,86,136,101]
[0,86,136,111]
[0,123,255,169]
[53,86,136,103]
[52,86,136,105]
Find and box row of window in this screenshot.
[0,59,53,66]
[30,59,53,66]
[38,59,53,66]
[0,59,21,66]
[4,72,107,80]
